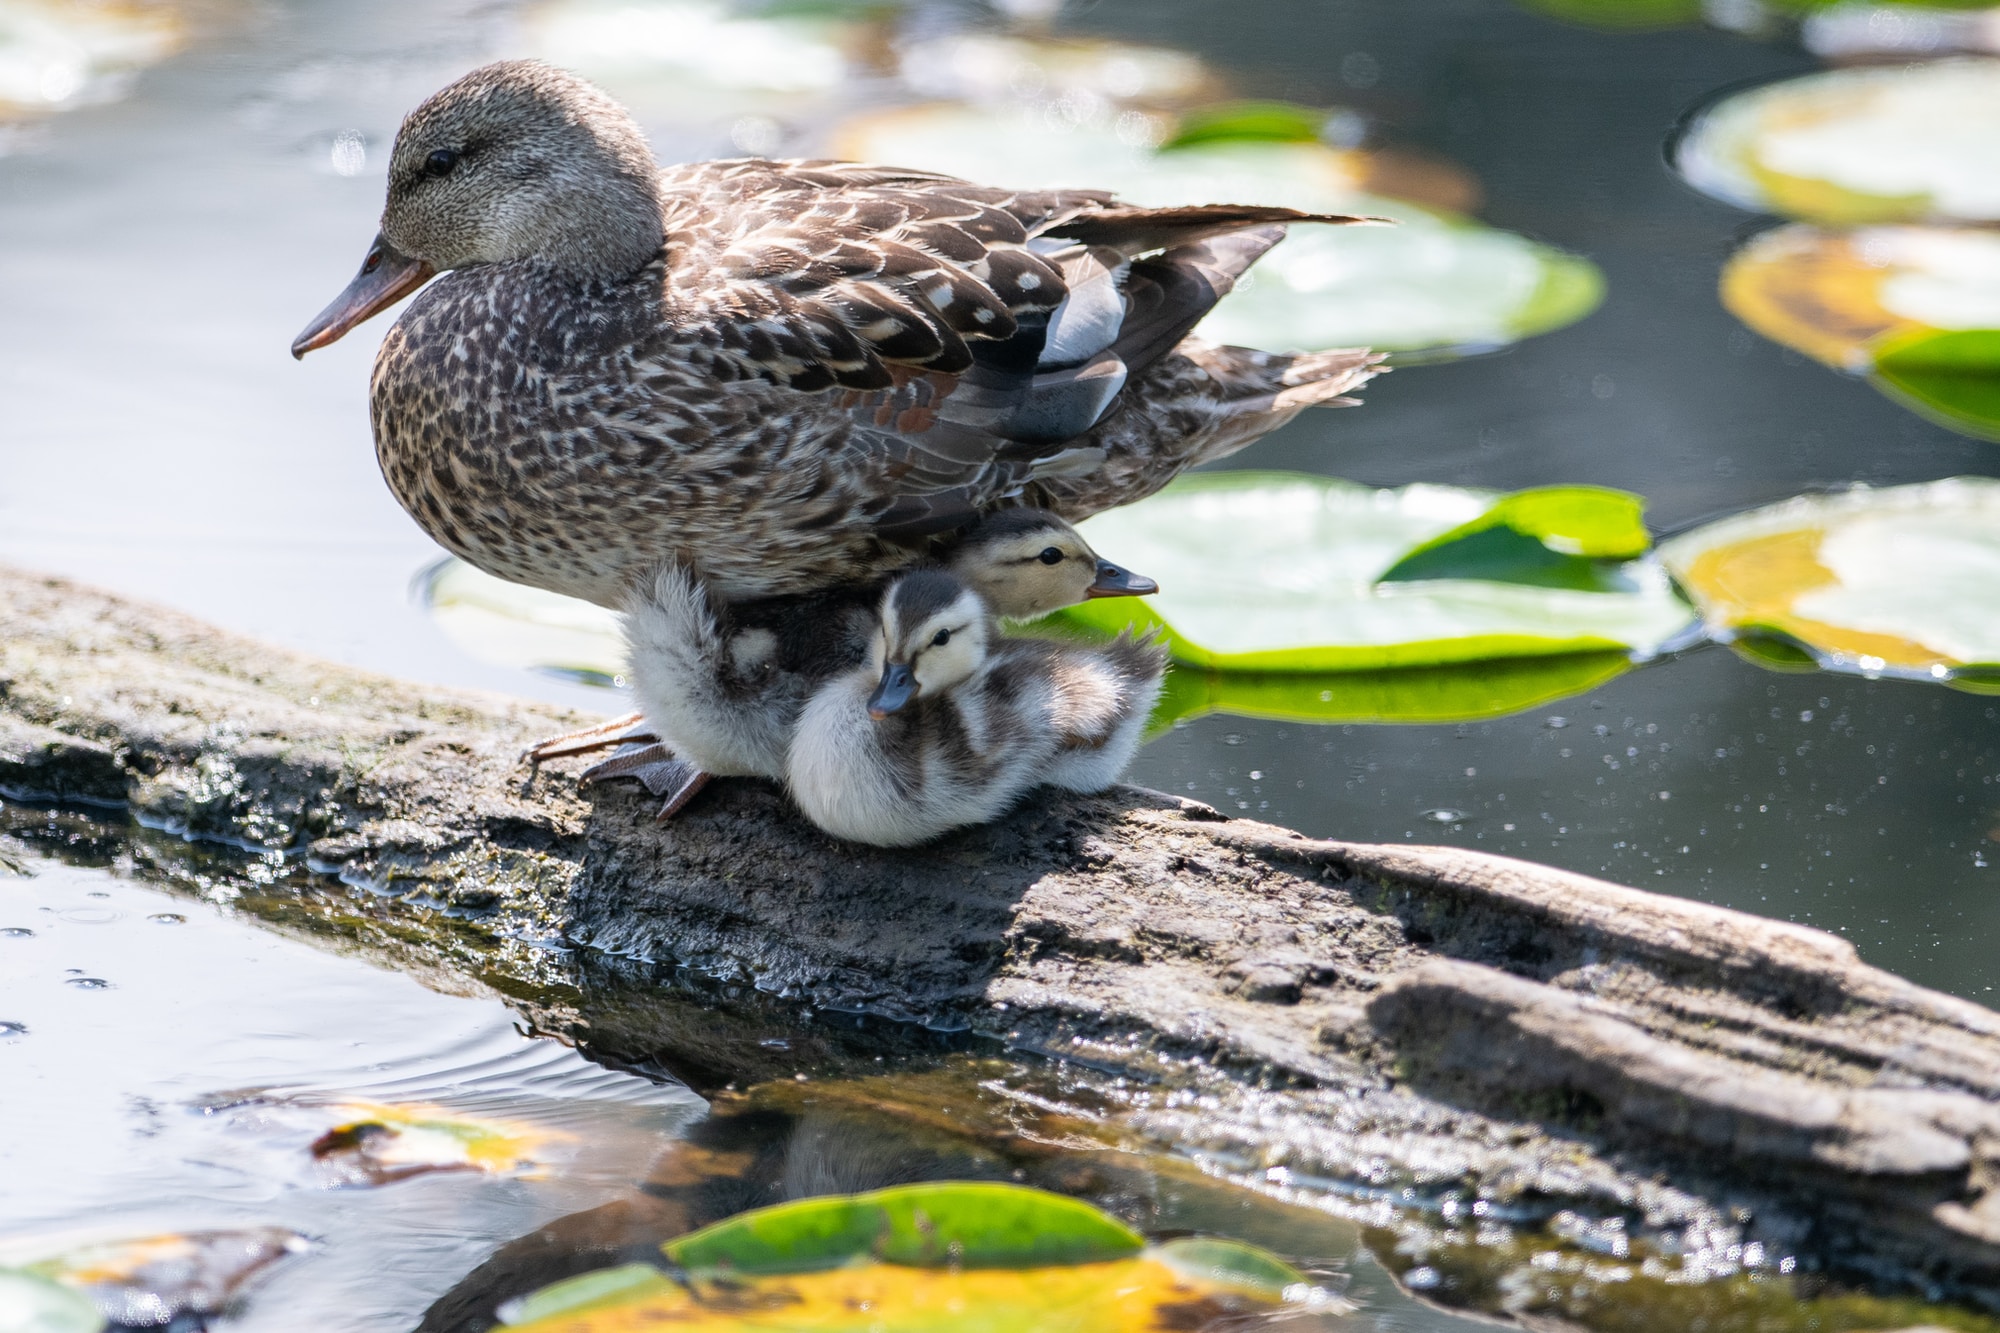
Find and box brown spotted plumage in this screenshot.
[295,60,1384,608]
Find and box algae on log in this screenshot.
[6,563,2000,1305]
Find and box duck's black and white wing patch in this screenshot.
[646,158,1378,536]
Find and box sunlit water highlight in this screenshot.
[0,856,705,1332]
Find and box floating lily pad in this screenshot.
[310,1100,562,1186]
[895,31,1220,111]
[1872,327,2000,441]
[1148,652,1635,732]
[1657,477,2000,689]
[833,104,1600,356]
[0,1270,101,1333]
[498,1184,1331,1332]
[1517,0,1704,30]
[418,557,627,688]
[1056,473,1695,672]
[1720,224,2000,437]
[1675,58,2000,224]
[519,0,863,127]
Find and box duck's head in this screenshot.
[867,571,992,719]
[947,509,1157,621]
[292,60,662,358]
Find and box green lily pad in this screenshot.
[1148,653,1634,732]
[496,1264,676,1327]
[664,1182,1144,1277]
[1160,100,1333,150]
[1057,472,1695,672]
[499,1185,1328,1332]
[1516,0,1704,30]
[1675,58,2000,224]
[833,104,1603,356]
[0,1270,102,1333]
[1657,476,2000,688]
[1870,327,2000,441]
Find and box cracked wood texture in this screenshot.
[5,562,2000,1305]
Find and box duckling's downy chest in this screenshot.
[367,266,888,606]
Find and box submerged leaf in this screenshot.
[311,1100,562,1186]
[1658,477,2000,686]
[1676,58,2000,224]
[1,1228,306,1333]
[1058,473,1695,671]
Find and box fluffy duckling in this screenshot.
[787,570,1167,847]
[592,509,1156,817]
[291,60,1381,609]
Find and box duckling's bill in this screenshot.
[868,663,918,719]
[1086,560,1158,598]
[291,234,435,359]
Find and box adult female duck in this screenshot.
[293,60,1381,607]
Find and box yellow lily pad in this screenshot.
[1721,223,2000,372]
[832,103,1601,357]
[1657,476,2000,687]
[498,1184,1335,1332]
[311,1100,562,1186]
[1676,58,2000,224]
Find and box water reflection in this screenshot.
[0,853,703,1331]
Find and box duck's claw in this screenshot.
[578,743,712,821]
[523,712,657,766]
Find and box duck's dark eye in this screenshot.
[1037,547,1064,565]
[424,148,461,178]
[931,628,952,647]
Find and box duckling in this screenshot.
[786,569,1166,847]
[291,59,1383,610]
[583,509,1157,818]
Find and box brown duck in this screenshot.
[292,59,1383,610]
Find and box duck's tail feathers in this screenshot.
[1180,343,1387,467]
[1049,204,1388,258]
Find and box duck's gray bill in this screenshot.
[1086,560,1159,598]
[868,663,918,719]
[291,233,435,359]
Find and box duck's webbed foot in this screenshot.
[522,712,658,766]
[579,742,713,821]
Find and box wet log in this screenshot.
[6,562,2000,1306]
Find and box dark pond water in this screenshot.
[3,0,1998,1328]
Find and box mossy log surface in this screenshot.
[7,563,2000,1304]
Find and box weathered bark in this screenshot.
[7,562,2000,1305]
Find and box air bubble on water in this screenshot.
[1423,809,1466,824]
[148,913,186,925]
[0,1021,26,1037]
[65,977,111,989]
[0,927,33,939]
[1545,716,1569,729]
